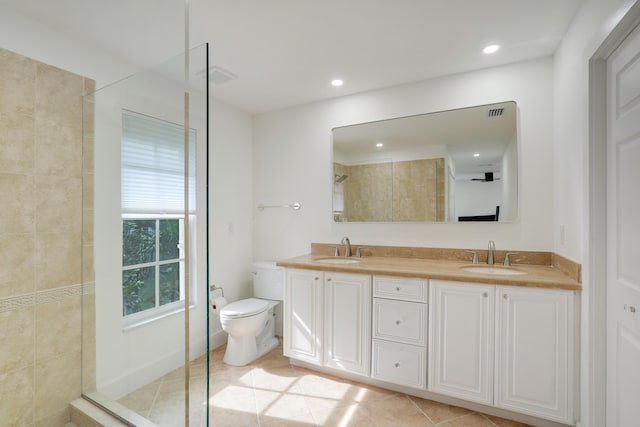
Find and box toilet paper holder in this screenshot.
[209,284,224,298]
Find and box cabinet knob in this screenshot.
[395,320,401,325]
[394,363,400,368]
[624,304,637,313]
[503,293,508,299]
[483,292,488,298]
[314,277,319,281]
[396,286,401,291]
[327,278,332,282]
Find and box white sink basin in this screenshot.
[315,258,361,265]
[461,265,527,276]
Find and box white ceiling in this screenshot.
[2,0,582,114]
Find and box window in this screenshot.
[121,110,196,321]
[122,218,184,316]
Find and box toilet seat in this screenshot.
[220,298,269,319]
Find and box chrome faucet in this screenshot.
[487,240,495,265]
[341,236,352,257]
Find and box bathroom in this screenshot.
[1,0,640,426]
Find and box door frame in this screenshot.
[588,2,640,426]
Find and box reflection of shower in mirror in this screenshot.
[334,174,349,184]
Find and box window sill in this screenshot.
[122,303,197,331]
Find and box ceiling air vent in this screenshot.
[488,108,504,117]
[196,65,238,85]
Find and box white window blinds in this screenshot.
[121,110,196,214]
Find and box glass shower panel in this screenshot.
[82,43,209,426]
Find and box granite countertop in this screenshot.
[276,253,582,291]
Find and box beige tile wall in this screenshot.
[0,48,94,427]
[337,158,444,222]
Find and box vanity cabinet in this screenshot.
[428,280,575,424]
[324,272,371,376]
[495,286,574,422]
[284,269,371,375]
[283,269,323,365]
[428,281,494,405]
[371,276,428,389]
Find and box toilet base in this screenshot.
[223,305,279,366]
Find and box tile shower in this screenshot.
[0,48,94,426]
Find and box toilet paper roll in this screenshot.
[210,296,228,315]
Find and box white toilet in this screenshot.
[218,261,283,366]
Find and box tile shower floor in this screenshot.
[119,339,531,427]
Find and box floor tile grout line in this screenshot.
[405,393,438,425]
[147,374,165,418]
[434,411,479,426]
[250,366,263,427]
[254,368,316,426]
[479,412,500,427]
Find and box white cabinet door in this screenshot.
[428,280,494,405]
[324,272,372,376]
[495,286,574,423]
[283,269,323,365]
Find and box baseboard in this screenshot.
[97,334,225,399]
[210,329,227,350]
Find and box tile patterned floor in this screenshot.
[119,340,532,427]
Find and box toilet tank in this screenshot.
[252,261,284,300]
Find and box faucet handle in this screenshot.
[355,247,367,257]
[333,246,340,256]
[503,252,519,266]
[465,250,479,264]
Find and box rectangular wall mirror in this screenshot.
[331,101,518,223]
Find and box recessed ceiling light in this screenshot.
[331,79,344,87]
[473,153,480,157]
[483,44,500,54]
[376,143,384,148]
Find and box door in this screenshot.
[607,21,640,427]
[283,269,323,365]
[428,280,494,405]
[495,286,573,423]
[324,272,371,376]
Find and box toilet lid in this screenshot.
[220,298,269,319]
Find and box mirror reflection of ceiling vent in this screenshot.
[196,65,238,84]
[488,108,504,117]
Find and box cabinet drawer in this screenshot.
[373,276,428,303]
[372,339,426,389]
[373,298,427,346]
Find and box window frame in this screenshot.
[121,213,190,328]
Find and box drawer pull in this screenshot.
[483,292,488,298]
[395,320,401,325]
[394,363,400,368]
[314,277,319,281]
[396,286,401,291]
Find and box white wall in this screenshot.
[253,57,554,260]
[209,99,255,320]
[0,6,137,88]
[455,180,502,219]
[553,1,637,426]
[553,0,633,263]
